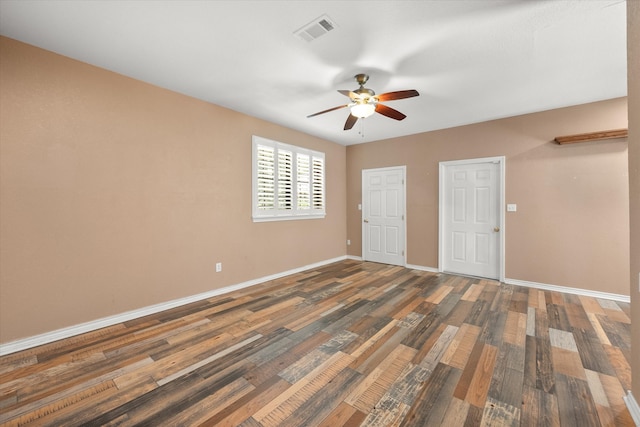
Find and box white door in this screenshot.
[439,158,504,280]
[362,167,406,266]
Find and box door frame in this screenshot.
[438,156,505,281]
[362,165,407,266]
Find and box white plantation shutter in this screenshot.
[278,150,293,210]
[297,153,310,210]
[312,156,325,211]
[256,144,275,210]
[252,136,325,221]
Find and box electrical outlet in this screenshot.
[216,262,222,272]
[347,240,351,245]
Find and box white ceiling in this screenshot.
[0,0,627,145]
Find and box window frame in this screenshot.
[252,135,326,222]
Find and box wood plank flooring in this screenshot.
[0,260,634,426]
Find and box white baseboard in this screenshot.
[0,255,348,356]
[504,277,630,303]
[3,257,631,356]
[405,264,439,273]
[624,391,640,426]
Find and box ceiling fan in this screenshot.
[307,74,419,130]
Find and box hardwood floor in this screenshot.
[0,260,634,426]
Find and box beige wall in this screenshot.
[627,0,640,399]
[347,98,629,296]
[1,23,637,406]
[0,37,347,343]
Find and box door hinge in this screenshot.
[402,215,405,220]
[402,250,405,256]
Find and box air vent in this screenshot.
[294,14,337,42]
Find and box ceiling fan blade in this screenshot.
[376,90,419,102]
[344,114,358,130]
[338,90,356,98]
[375,103,407,121]
[307,104,349,118]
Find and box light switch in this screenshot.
[507,204,517,212]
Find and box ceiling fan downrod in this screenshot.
[353,74,375,98]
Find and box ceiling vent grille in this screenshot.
[294,14,337,42]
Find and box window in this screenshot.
[252,136,325,221]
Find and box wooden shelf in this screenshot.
[554,128,628,145]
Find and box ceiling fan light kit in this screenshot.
[307,74,419,131]
[350,102,376,118]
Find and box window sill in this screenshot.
[252,213,326,222]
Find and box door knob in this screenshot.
[494,226,500,232]
[364,219,369,223]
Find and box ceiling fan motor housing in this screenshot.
[354,88,375,100]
